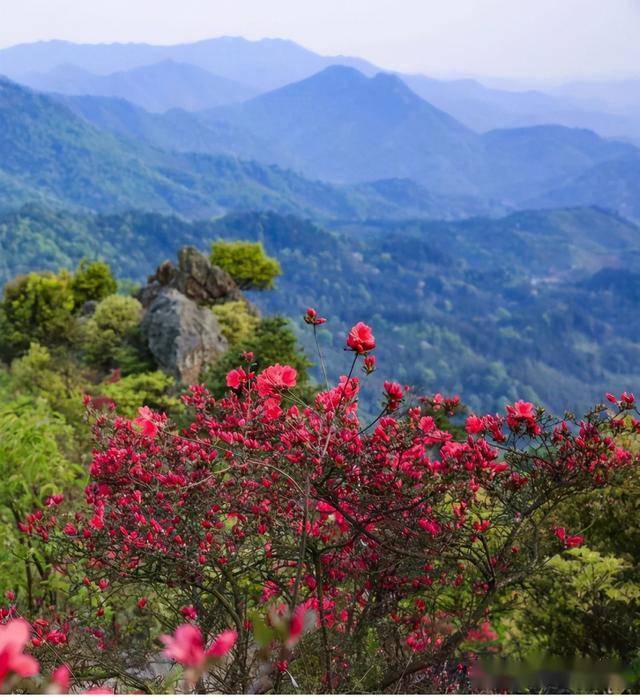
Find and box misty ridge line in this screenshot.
[1,34,639,150]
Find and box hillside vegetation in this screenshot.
[1,204,637,415]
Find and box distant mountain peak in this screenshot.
[262,64,426,105]
[302,64,369,83]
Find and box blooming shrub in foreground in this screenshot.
[6,315,640,693]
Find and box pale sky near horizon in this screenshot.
[0,0,638,81]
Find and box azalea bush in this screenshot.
[2,313,640,693]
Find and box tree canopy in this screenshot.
[210,240,281,291]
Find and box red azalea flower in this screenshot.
[256,364,297,397]
[554,526,584,549]
[133,406,161,439]
[565,534,584,548]
[384,381,404,412]
[180,605,198,621]
[346,322,376,354]
[226,367,248,389]
[304,307,327,325]
[465,415,484,434]
[506,401,540,434]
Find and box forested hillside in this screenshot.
[49,69,640,223]
[1,204,637,414]
[0,77,496,220]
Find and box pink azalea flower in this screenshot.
[0,619,40,686]
[205,629,237,659]
[160,624,206,668]
[51,664,71,691]
[161,625,237,669]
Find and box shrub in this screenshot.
[70,260,117,309]
[13,318,639,693]
[211,300,259,345]
[100,370,178,418]
[502,545,640,663]
[0,398,81,601]
[79,294,142,367]
[0,271,75,361]
[210,240,281,290]
[10,342,87,424]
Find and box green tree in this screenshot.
[10,342,87,424]
[501,546,640,664]
[71,260,117,308]
[0,271,75,361]
[210,240,281,290]
[79,294,142,367]
[0,398,82,603]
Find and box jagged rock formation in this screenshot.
[138,246,249,383]
[140,246,244,308]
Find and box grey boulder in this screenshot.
[141,288,228,384]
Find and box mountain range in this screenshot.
[1,35,640,414]
[200,67,638,202]
[1,63,639,223]
[0,37,377,91]
[47,65,640,217]
[3,36,639,141]
[1,76,497,220]
[20,60,258,112]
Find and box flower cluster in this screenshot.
[12,316,639,693]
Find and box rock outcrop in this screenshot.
[140,246,244,308]
[137,246,255,383]
[141,288,228,384]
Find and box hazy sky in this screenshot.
[1,0,639,80]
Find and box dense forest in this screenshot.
[1,204,638,414]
